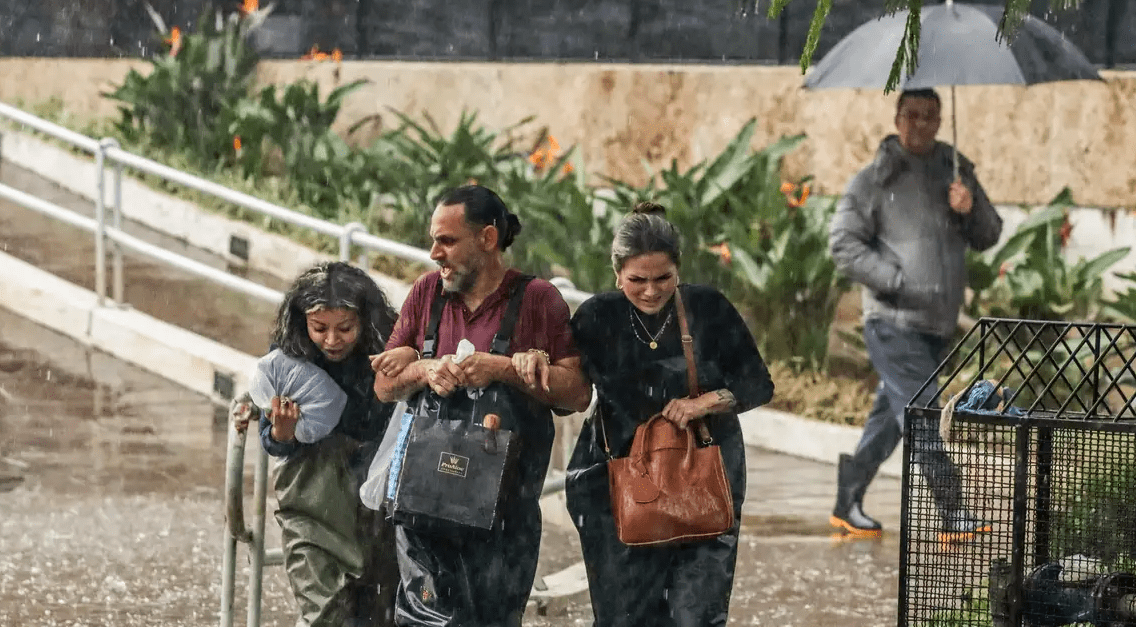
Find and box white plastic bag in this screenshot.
[248,349,347,444]
[360,399,410,511]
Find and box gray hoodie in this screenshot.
[829,135,1003,338]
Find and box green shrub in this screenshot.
[967,188,1130,322]
[106,2,264,170]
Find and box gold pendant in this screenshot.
[649,341,658,350]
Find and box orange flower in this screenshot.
[164,26,182,57]
[233,136,242,154]
[1059,217,1073,249]
[782,182,810,208]
[301,45,330,61]
[332,48,343,63]
[707,242,732,266]
[529,135,568,174]
[239,0,258,15]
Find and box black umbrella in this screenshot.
[803,0,1101,177]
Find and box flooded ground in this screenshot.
[0,163,904,626]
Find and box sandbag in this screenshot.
[249,348,347,444]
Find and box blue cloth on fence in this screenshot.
[956,380,1025,417]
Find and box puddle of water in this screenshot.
[0,307,226,495]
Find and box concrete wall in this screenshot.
[2,57,1134,210]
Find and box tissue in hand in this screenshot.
[454,338,476,364]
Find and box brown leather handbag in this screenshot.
[605,288,735,546]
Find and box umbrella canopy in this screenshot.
[803,2,1101,91]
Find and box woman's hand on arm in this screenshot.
[370,346,419,379]
[372,353,437,402]
[500,352,591,413]
[511,349,552,393]
[661,389,736,429]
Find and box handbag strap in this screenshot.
[490,275,535,355]
[673,287,699,398]
[674,288,714,445]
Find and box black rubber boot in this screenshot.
[831,453,883,537]
[938,509,993,546]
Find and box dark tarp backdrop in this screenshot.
[0,0,1132,67]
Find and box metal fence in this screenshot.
[899,318,1136,627]
[3,0,1134,67]
[0,100,594,308]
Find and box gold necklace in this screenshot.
[629,307,673,350]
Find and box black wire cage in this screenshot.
[899,318,1136,627]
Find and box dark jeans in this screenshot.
[851,318,967,521]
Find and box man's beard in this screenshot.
[440,261,479,294]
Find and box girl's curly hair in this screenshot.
[271,262,398,360]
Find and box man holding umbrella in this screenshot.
[828,88,1003,541]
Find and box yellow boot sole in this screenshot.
[829,515,883,539]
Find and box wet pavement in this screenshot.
[0,162,905,625]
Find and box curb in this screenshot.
[738,406,901,479]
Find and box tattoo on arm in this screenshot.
[715,389,736,410]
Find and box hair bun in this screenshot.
[632,201,667,217]
[501,212,522,249]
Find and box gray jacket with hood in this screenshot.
[830,135,1003,338]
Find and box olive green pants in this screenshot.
[272,433,398,627]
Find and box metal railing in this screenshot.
[0,101,589,627]
[0,100,592,307]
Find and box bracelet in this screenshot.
[527,348,550,362]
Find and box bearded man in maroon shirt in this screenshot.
[371,184,591,626]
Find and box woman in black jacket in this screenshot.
[566,202,775,627]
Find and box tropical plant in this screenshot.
[106,2,268,169]
[365,110,530,248]
[1101,271,1136,324]
[966,188,1131,322]
[363,112,615,289]
[229,78,372,219]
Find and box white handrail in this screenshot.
[0,100,593,307]
[0,100,426,269]
[0,182,284,305]
[103,145,346,239]
[0,101,101,153]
